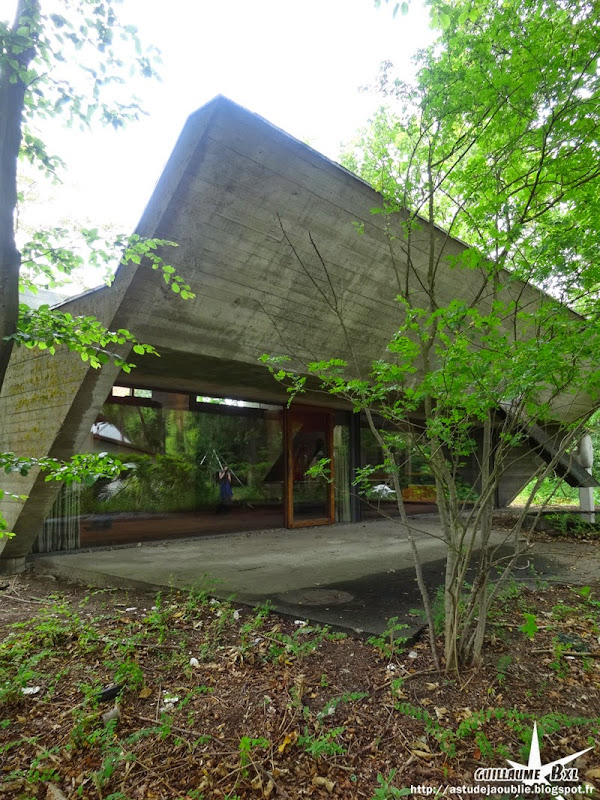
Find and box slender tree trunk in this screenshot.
[0,0,39,393]
[364,409,441,671]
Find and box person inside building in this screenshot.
[218,464,233,513]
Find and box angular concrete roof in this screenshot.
[51,95,591,420]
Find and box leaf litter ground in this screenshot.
[2,573,600,799]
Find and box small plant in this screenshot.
[22,747,62,786]
[371,770,412,799]
[265,623,331,663]
[238,600,273,653]
[113,659,145,690]
[546,513,600,539]
[182,577,219,617]
[367,616,409,659]
[495,654,513,686]
[551,602,578,622]
[519,613,539,639]
[142,593,172,643]
[238,736,270,779]
[549,639,571,679]
[316,691,369,722]
[298,726,346,758]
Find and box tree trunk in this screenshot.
[0,0,39,393]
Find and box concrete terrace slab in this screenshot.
[31,518,600,639]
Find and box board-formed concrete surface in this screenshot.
[31,516,594,638]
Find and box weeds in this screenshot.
[317,690,369,722]
[519,613,539,639]
[367,616,409,659]
[3,576,600,799]
[495,654,513,687]
[265,623,334,663]
[298,726,346,758]
[371,771,412,798]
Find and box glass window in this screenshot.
[75,392,285,547]
[359,422,438,518]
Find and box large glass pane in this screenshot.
[43,391,287,548]
[290,411,331,523]
[359,423,437,519]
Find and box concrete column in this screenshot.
[578,434,595,524]
[0,555,26,575]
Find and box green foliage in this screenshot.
[1,450,123,486]
[10,303,159,370]
[316,691,369,723]
[298,726,346,758]
[83,453,202,514]
[265,0,600,673]
[394,701,600,764]
[546,513,600,539]
[551,602,578,622]
[514,476,579,508]
[238,736,270,778]
[113,659,144,691]
[0,599,97,704]
[549,639,571,679]
[371,771,412,799]
[77,403,286,519]
[1,1,159,135]
[0,449,126,536]
[367,616,409,659]
[265,623,334,663]
[305,457,332,481]
[519,613,539,640]
[495,654,513,687]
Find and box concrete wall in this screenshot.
[0,276,134,570]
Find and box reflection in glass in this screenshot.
[37,392,286,550]
[359,423,438,519]
[290,412,330,523]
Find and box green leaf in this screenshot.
[519,614,539,640]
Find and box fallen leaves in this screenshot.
[313,775,336,793]
[250,774,275,797]
[585,768,600,780]
[3,577,600,800]
[278,730,299,753]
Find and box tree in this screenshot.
[0,1,192,536]
[265,0,600,672]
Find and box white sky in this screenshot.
[2,0,433,290]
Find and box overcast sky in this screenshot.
[2,0,433,288]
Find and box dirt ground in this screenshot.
[2,571,600,800]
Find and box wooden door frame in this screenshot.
[284,406,335,528]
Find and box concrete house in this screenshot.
[0,95,596,574]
